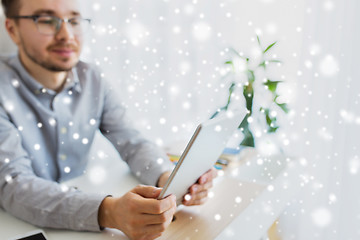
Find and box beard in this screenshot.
[21,38,80,72]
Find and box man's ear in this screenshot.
[5,18,21,46]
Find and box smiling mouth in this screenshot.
[51,49,76,58]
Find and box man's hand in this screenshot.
[98,185,176,240]
[183,168,218,206]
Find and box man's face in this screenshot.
[11,0,84,72]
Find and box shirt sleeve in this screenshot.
[0,106,107,232]
[99,81,174,186]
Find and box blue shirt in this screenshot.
[0,55,174,231]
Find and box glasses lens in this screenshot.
[36,16,59,35]
[68,18,90,35]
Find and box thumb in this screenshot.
[132,185,162,199]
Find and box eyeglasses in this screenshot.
[9,15,92,35]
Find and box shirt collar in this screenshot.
[9,54,82,96]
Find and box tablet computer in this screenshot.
[158,111,244,205]
[9,229,48,240]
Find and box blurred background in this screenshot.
[1,0,359,239]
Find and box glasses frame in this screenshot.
[9,15,92,36]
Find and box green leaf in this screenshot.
[226,82,236,107]
[240,132,255,147]
[257,35,261,47]
[263,41,277,54]
[268,126,279,133]
[247,70,255,83]
[268,59,282,63]
[225,61,233,65]
[243,84,254,113]
[264,79,282,93]
[261,108,279,133]
[239,114,255,147]
[210,82,237,119]
[229,47,244,59]
[210,111,220,119]
[258,61,266,69]
[277,103,290,113]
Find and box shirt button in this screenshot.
[59,154,67,161]
[60,127,67,134]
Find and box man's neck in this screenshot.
[19,53,68,93]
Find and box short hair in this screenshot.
[1,0,21,18]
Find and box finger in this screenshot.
[183,196,208,206]
[183,189,208,205]
[198,168,218,184]
[140,194,176,215]
[190,181,213,194]
[191,189,209,201]
[141,205,176,225]
[132,185,162,199]
[140,213,174,237]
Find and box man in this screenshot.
[0,0,217,239]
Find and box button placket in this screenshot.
[52,92,72,179]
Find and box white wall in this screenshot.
[0,5,17,54]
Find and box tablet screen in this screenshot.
[159,111,244,205]
[16,233,47,240]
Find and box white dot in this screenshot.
[4,102,14,112]
[128,85,135,93]
[88,166,106,184]
[182,101,191,109]
[49,118,56,126]
[5,175,12,183]
[329,193,337,203]
[73,133,80,140]
[37,122,43,128]
[159,118,166,124]
[214,125,222,132]
[247,117,253,123]
[192,22,212,42]
[90,119,97,125]
[92,3,101,11]
[60,184,69,192]
[64,166,71,173]
[4,158,10,163]
[34,144,41,150]
[235,197,242,203]
[63,97,71,104]
[172,126,179,132]
[319,55,339,77]
[214,214,221,221]
[18,126,23,131]
[208,191,215,198]
[311,207,332,227]
[11,79,20,88]
[157,158,164,165]
[305,60,313,69]
[173,25,181,34]
[323,1,334,11]
[184,194,192,201]
[82,138,89,144]
[267,185,274,192]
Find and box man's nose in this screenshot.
[55,21,75,41]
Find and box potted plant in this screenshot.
[211,36,289,148]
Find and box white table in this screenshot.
[1,143,304,240]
